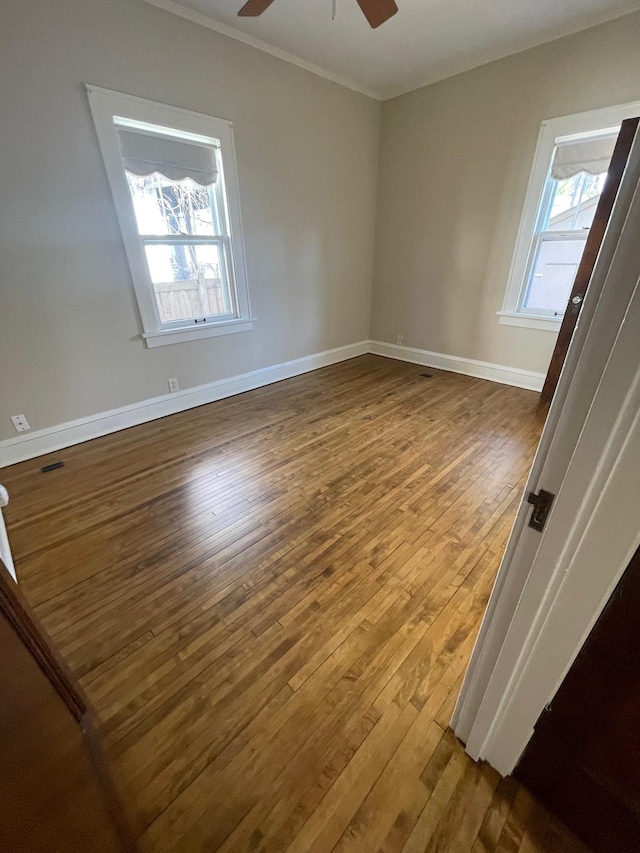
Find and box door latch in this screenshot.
[569,293,584,315]
[526,488,555,532]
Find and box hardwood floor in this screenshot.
[3,355,588,852]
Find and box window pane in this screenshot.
[547,172,607,232]
[144,242,233,322]
[524,237,586,313]
[126,173,220,236]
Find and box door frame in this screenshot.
[0,557,137,849]
[452,130,640,775]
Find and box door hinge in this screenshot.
[526,488,555,532]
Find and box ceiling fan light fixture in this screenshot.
[237,0,398,28]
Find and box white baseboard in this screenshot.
[0,341,369,467]
[369,341,545,392]
[1,339,544,468]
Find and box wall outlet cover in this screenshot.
[397,334,404,346]
[168,378,180,393]
[11,414,31,432]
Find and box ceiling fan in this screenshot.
[238,0,398,29]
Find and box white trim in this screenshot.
[0,341,369,468]
[497,311,561,332]
[0,486,17,582]
[500,99,640,325]
[141,0,640,102]
[87,86,253,347]
[470,281,640,774]
[453,128,640,775]
[1,339,547,467]
[143,317,256,347]
[483,376,640,774]
[142,0,382,101]
[369,341,545,391]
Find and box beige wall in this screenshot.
[4,2,640,446]
[0,0,380,440]
[371,11,640,374]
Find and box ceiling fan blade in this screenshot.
[354,0,398,28]
[238,0,277,17]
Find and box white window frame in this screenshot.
[87,86,254,347]
[499,100,640,332]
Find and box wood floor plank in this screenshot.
[402,747,469,853]
[2,355,587,852]
[471,775,519,853]
[494,786,539,853]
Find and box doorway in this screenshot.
[453,124,640,778]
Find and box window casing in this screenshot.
[88,87,253,347]
[499,101,640,332]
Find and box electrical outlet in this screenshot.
[168,378,180,393]
[11,414,31,432]
[397,334,404,346]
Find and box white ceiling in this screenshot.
[146,0,640,99]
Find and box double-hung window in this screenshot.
[499,101,640,332]
[520,134,614,318]
[88,87,253,347]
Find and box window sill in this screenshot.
[497,311,561,332]
[143,317,255,348]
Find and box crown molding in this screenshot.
[142,0,383,101]
[143,0,640,103]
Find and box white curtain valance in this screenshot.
[551,136,616,181]
[117,128,218,186]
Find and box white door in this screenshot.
[0,486,17,582]
[452,130,640,775]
